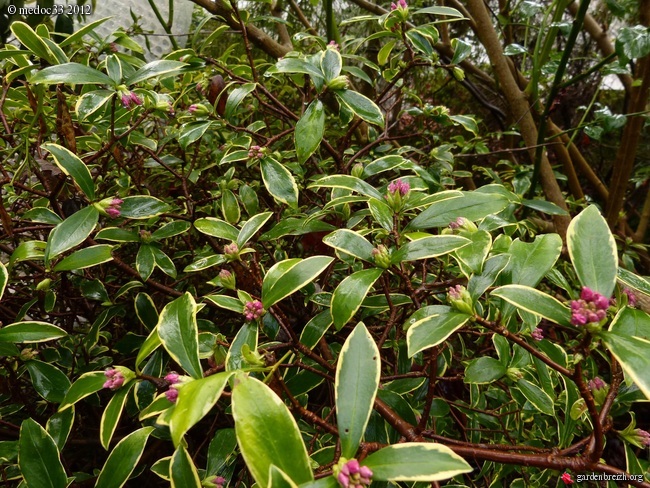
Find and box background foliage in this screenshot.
[1,0,650,486]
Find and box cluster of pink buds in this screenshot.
[164,372,181,403]
[390,0,407,9]
[637,429,650,447]
[570,287,609,326]
[223,243,240,262]
[106,198,123,218]
[243,300,264,322]
[561,472,574,484]
[328,40,340,50]
[204,476,226,488]
[531,328,544,341]
[588,376,606,392]
[248,145,265,159]
[337,459,373,488]
[121,91,142,109]
[387,179,410,196]
[103,368,125,390]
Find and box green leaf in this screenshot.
[453,230,491,275]
[331,269,383,330]
[335,323,380,458]
[464,357,506,384]
[158,293,202,379]
[335,90,384,126]
[617,268,650,297]
[261,158,299,208]
[25,360,71,403]
[53,245,113,271]
[238,212,273,247]
[601,331,650,401]
[100,382,136,450]
[95,427,155,488]
[378,40,397,66]
[75,89,114,120]
[136,245,155,281]
[225,83,256,120]
[178,121,212,150]
[11,21,57,64]
[221,188,241,224]
[170,372,233,446]
[262,256,334,308]
[468,254,510,300]
[19,418,68,488]
[9,240,46,267]
[151,247,177,279]
[450,38,472,64]
[45,205,99,262]
[31,62,114,85]
[0,321,66,343]
[616,25,650,60]
[0,261,8,302]
[521,199,568,215]
[273,58,324,80]
[41,143,95,200]
[95,227,139,242]
[516,379,555,415]
[321,48,342,82]
[59,371,106,411]
[391,235,469,264]
[124,60,186,85]
[268,465,300,488]
[206,429,238,476]
[308,175,383,200]
[567,205,617,297]
[194,217,239,241]
[368,198,394,231]
[492,285,572,326]
[46,408,75,450]
[295,100,325,164]
[170,446,202,488]
[23,207,63,225]
[204,295,245,313]
[412,6,465,17]
[407,312,471,357]
[363,443,472,481]
[226,323,258,371]
[299,310,333,350]
[119,196,171,219]
[232,374,313,486]
[322,229,375,262]
[508,235,562,287]
[151,221,191,241]
[408,191,510,230]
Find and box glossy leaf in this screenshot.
[100,382,136,450]
[224,83,256,120]
[453,230,491,275]
[507,235,562,287]
[296,100,325,164]
[226,323,258,371]
[335,89,384,126]
[54,245,113,271]
[158,293,202,379]
[45,205,99,262]
[178,121,212,150]
[59,371,106,411]
[308,175,383,200]
[31,62,114,85]
[206,429,238,477]
[391,235,469,264]
[238,212,273,246]
[408,192,510,230]
[363,443,472,481]
[262,256,333,308]
[194,217,239,241]
[19,419,68,488]
[136,245,155,281]
[331,269,383,330]
[25,360,71,403]
[170,372,233,446]
[468,254,510,300]
[151,221,191,241]
[261,157,299,208]
[322,229,375,262]
[11,22,57,64]
[464,357,506,384]
[232,374,313,487]
[516,379,555,415]
[42,143,94,200]
[124,60,186,85]
[407,312,471,357]
[368,198,394,231]
[274,58,324,79]
[119,196,171,219]
[0,321,66,343]
[95,427,155,488]
[492,285,572,326]
[336,323,380,458]
[95,227,139,242]
[170,446,202,488]
[46,408,75,450]
[567,205,617,297]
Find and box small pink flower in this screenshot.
[449,217,466,229]
[130,92,142,106]
[398,0,408,7]
[223,243,239,255]
[103,368,125,390]
[531,328,544,341]
[165,372,180,384]
[337,459,372,488]
[390,2,398,9]
[624,288,637,307]
[638,429,650,447]
[165,387,179,403]
[188,104,198,113]
[448,284,464,300]
[121,94,132,108]
[561,472,574,484]
[106,207,121,219]
[328,40,340,50]
[570,287,610,326]
[243,300,264,322]
[387,179,410,196]
[588,377,606,391]
[213,476,226,488]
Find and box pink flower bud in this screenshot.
[188,104,198,113]
[165,387,179,403]
[588,377,606,391]
[531,328,544,341]
[580,287,594,302]
[243,300,265,321]
[106,207,121,219]
[387,179,410,196]
[130,92,142,106]
[594,295,609,310]
[121,94,131,108]
[165,372,180,384]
